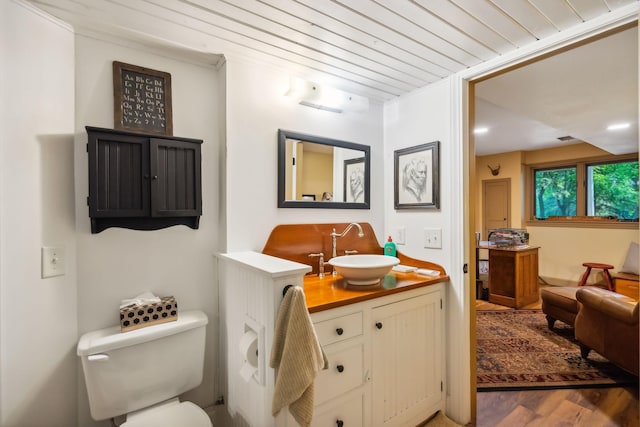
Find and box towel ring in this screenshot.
[282,284,293,297]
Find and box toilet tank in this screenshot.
[77,310,208,421]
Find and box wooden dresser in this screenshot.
[487,246,540,309]
[613,272,639,301]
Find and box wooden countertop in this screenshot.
[303,270,449,313]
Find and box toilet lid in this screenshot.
[122,401,212,427]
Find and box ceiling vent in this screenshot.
[557,135,576,141]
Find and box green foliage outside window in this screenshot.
[588,161,639,220]
[535,167,577,218]
[534,160,639,220]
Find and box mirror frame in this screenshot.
[278,129,371,209]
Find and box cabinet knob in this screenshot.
[336,420,344,427]
[152,175,158,180]
[336,327,344,335]
[375,322,383,329]
[336,364,344,373]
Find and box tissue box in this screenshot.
[120,296,178,332]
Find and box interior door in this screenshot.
[482,178,510,239]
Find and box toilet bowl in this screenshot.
[77,310,212,426]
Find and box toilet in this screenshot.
[77,310,212,426]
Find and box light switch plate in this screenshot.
[395,227,406,245]
[424,228,442,249]
[42,246,65,278]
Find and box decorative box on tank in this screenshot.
[120,296,178,332]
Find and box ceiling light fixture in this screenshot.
[474,127,489,134]
[607,123,631,131]
[285,77,369,113]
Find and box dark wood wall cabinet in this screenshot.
[86,126,202,233]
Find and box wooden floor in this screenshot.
[473,288,639,427]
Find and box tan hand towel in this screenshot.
[270,286,328,427]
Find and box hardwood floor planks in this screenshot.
[476,388,639,426]
[475,288,639,426]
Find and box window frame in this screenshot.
[524,153,638,229]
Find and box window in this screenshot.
[586,160,639,219]
[530,157,638,224]
[534,166,577,218]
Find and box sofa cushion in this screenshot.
[576,287,638,326]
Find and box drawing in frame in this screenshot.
[344,157,366,203]
[394,141,440,209]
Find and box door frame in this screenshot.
[449,8,638,423]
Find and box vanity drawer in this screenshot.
[315,342,364,405]
[314,312,363,346]
[312,392,365,427]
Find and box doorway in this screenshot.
[465,20,638,424]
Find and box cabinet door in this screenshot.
[150,138,201,217]
[371,291,443,427]
[88,131,150,218]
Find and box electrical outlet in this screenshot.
[424,228,442,249]
[42,246,65,278]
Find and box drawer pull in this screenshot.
[336,364,345,373]
[336,420,344,427]
[336,327,344,335]
[375,322,383,329]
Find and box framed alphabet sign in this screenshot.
[113,61,173,135]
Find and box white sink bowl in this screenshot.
[328,254,400,286]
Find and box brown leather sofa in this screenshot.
[575,286,639,376]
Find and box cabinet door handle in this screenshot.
[336,420,344,427]
[375,322,383,329]
[152,175,158,180]
[336,364,344,373]
[336,327,344,335]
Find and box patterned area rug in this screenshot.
[476,310,637,391]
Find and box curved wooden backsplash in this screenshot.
[262,222,446,276]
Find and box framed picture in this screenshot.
[112,61,173,135]
[394,141,440,209]
[344,157,366,202]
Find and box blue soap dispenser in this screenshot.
[384,236,397,256]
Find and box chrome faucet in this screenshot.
[330,223,364,275]
[309,252,325,278]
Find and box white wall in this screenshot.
[1,2,77,426]
[383,78,470,424]
[224,56,385,253]
[73,35,222,427]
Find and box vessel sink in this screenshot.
[328,254,400,285]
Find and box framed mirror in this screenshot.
[278,129,370,209]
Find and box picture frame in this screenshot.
[343,157,366,202]
[394,141,440,209]
[112,61,173,135]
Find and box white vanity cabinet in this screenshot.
[370,289,444,427]
[306,284,445,427]
[308,307,370,427]
[219,251,445,427]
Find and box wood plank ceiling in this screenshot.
[28,0,639,102]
